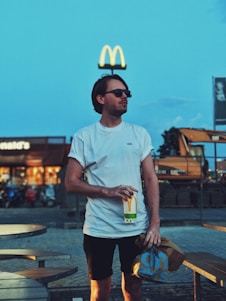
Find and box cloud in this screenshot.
[189,113,203,124]
[170,113,205,128]
[135,96,195,110]
[157,97,195,107]
[173,116,183,125]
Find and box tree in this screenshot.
[157,127,181,157]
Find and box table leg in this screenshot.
[39,260,45,268]
[193,271,201,301]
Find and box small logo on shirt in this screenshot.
[126,142,133,145]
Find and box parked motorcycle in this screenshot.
[25,185,36,207]
[4,186,24,208]
[40,184,56,207]
[0,189,5,207]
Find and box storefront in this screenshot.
[0,136,70,186]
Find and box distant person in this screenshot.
[65,74,160,301]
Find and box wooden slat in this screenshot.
[0,288,48,300]
[0,224,46,240]
[202,223,226,232]
[0,249,71,267]
[15,266,78,284]
[183,252,226,287]
[0,249,71,262]
[0,272,49,300]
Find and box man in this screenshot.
[65,74,160,301]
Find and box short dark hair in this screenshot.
[91,74,129,114]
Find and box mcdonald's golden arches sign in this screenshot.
[98,45,127,71]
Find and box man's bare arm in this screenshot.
[64,158,138,200]
[141,154,161,247]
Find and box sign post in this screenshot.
[213,77,226,126]
[212,77,226,180]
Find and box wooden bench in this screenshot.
[0,272,50,301]
[14,265,78,285]
[0,249,78,286]
[202,223,226,233]
[0,249,71,267]
[183,252,226,301]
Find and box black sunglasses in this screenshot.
[103,89,132,98]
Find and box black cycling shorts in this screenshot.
[83,234,141,280]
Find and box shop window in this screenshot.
[0,166,62,187]
[26,167,44,186]
[45,166,61,185]
[25,166,61,186]
[0,167,10,183]
[12,167,27,185]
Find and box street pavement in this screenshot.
[0,207,226,300]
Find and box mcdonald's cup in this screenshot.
[122,194,137,223]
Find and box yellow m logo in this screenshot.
[127,197,133,211]
[98,45,126,69]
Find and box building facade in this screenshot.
[0,136,70,186]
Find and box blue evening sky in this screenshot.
[1,0,226,160]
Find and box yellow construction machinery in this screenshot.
[154,127,226,182]
[152,128,226,207]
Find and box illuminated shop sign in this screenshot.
[0,141,30,150]
[98,45,126,69]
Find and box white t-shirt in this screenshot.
[68,121,153,238]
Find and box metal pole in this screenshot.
[199,155,203,225]
[200,179,203,225]
[212,76,218,180]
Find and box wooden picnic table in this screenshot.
[0,224,78,290]
[0,271,49,300]
[184,224,226,300]
[0,224,47,240]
